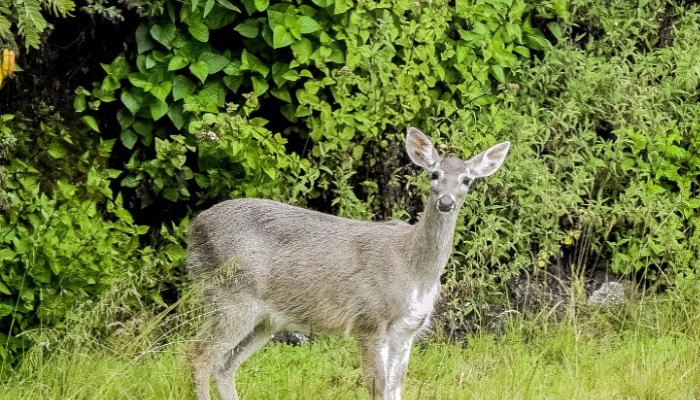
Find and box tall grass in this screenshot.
[3,286,700,400]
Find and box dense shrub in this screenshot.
[0,113,153,365]
[447,0,700,298]
[76,0,559,211]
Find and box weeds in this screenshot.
[3,282,700,399]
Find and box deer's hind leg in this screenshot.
[190,294,264,400]
[213,320,272,399]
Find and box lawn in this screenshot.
[4,298,700,399]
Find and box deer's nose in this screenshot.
[437,196,455,213]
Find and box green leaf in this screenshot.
[203,0,216,17]
[0,282,11,295]
[224,60,243,76]
[352,145,364,160]
[134,121,154,141]
[471,94,498,106]
[491,65,505,83]
[190,61,210,83]
[270,87,291,102]
[163,187,180,201]
[127,74,150,89]
[47,142,67,159]
[150,82,173,101]
[334,0,353,14]
[513,45,530,58]
[235,19,259,38]
[547,22,563,41]
[281,69,299,81]
[0,303,13,317]
[240,0,257,14]
[150,23,176,48]
[168,55,189,70]
[223,75,244,92]
[168,103,186,130]
[272,25,295,48]
[271,62,290,86]
[263,165,276,179]
[163,244,186,262]
[189,23,210,42]
[241,50,269,76]
[100,139,117,156]
[217,0,241,12]
[298,16,322,34]
[74,91,87,113]
[525,31,551,51]
[121,91,143,114]
[254,0,269,12]
[120,129,138,150]
[116,109,135,129]
[198,82,226,109]
[199,52,230,73]
[0,248,15,260]
[150,100,169,120]
[251,76,269,95]
[136,24,157,54]
[173,75,197,101]
[291,38,313,63]
[82,115,100,132]
[100,76,121,94]
[121,175,142,188]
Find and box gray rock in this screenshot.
[587,281,626,306]
[271,331,311,346]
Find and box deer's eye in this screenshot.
[430,171,439,180]
[462,177,472,185]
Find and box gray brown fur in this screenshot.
[186,127,510,400]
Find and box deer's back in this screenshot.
[188,198,411,270]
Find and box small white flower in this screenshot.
[196,130,220,143]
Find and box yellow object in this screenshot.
[0,49,16,85]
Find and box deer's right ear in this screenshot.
[406,127,439,169]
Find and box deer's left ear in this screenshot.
[466,141,511,178]
[406,127,439,169]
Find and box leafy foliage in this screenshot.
[0,114,149,366]
[0,0,168,51]
[0,0,74,50]
[77,0,558,212]
[444,0,700,301]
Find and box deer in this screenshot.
[186,127,511,400]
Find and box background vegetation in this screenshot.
[1,0,699,396]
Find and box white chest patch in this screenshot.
[401,285,439,333]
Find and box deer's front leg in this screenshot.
[358,333,392,399]
[386,336,414,400]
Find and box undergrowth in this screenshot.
[3,282,700,399]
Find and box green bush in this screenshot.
[0,114,150,367]
[77,0,560,210]
[449,0,700,295]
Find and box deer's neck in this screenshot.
[407,197,459,283]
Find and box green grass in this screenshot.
[4,303,700,400]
